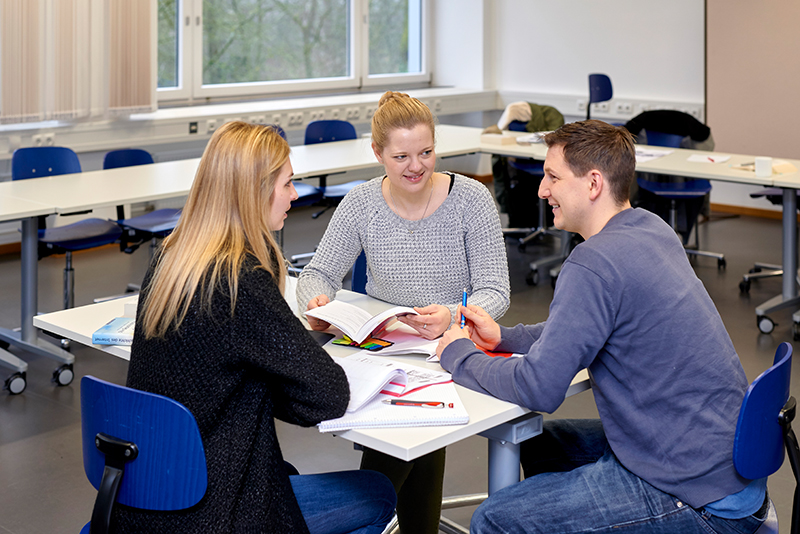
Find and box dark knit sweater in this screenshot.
[118,255,349,533]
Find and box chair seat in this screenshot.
[119,208,181,235]
[750,187,800,207]
[637,177,711,198]
[508,159,544,175]
[321,180,366,200]
[292,182,324,208]
[38,219,122,251]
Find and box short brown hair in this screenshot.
[544,120,635,205]
[371,91,437,153]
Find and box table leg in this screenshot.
[0,216,74,368]
[755,189,800,332]
[479,412,543,495]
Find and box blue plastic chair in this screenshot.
[587,74,613,120]
[12,147,123,310]
[103,149,182,257]
[636,129,726,269]
[304,120,366,219]
[733,342,799,534]
[80,375,207,534]
[352,251,367,294]
[290,120,365,269]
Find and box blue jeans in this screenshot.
[291,469,396,534]
[471,420,766,534]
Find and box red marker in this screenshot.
[382,400,454,409]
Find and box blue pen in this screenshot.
[460,288,467,328]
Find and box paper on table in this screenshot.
[373,325,439,360]
[635,147,673,163]
[515,131,550,145]
[687,154,731,164]
[318,381,468,432]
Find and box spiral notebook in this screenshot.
[318,381,469,433]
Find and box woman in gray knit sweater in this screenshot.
[297,92,510,534]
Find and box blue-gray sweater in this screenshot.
[440,208,749,508]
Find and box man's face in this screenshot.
[539,144,592,238]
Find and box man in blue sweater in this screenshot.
[437,120,769,533]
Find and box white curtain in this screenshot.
[0,0,155,124]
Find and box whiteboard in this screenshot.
[492,0,705,104]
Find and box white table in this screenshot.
[33,283,591,495]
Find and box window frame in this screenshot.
[157,0,430,103]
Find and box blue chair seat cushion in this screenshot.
[119,208,181,236]
[38,219,122,252]
[637,177,712,199]
[508,159,544,176]
[321,180,367,200]
[292,182,324,208]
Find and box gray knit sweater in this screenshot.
[297,173,510,322]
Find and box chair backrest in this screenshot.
[643,129,684,149]
[587,73,613,120]
[352,251,368,294]
[81,375,207,526]
[12,146,81,180]
[305,120,357,145]
[734,342,793,479]
[102,149,154,169]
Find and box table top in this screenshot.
[0,195,55,223]
[33,281,591,462]
[477,130,800,188]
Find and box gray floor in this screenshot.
[0,200,798,533]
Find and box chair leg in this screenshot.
[64,252,74,309]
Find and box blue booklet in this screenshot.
[92,317,135,346]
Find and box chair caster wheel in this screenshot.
[757,316,775,334]
[4,372,26,395]
[526,271,539,286]
[749,267,762,274]
[518,244,527,253]
[739,279,750,293]
[551,274,558,289]
[717,258,726,270]
[793,323,800,342]
[53,364,74,386]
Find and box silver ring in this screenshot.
[423,323,427,329]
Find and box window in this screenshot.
[158,0,429,102]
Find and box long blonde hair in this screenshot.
[371,91,437,153]
[140,121,290,338]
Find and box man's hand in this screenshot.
[396,304,451,340]
[306,294,331,331]
[461,304,502,350]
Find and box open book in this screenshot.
[320,353,468,432]
[334,352,453,412]
[304,300,419,344]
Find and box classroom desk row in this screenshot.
[32,277,591,497]
[0,125,485,388]
[3,123,800,387]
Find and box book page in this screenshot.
[334,352,407,412]
[304,300,374,339]
[304,300,418,343]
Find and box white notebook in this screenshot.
[318,381,469,433]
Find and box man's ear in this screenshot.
[588,169,604,202]
[371,142,383,164]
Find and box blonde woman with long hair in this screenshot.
[121,121,395,534]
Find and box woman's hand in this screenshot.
[396,304,452,340]
[306,294,331,331]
